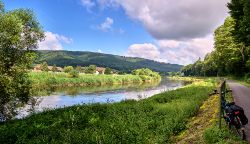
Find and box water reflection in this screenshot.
[17,78,187,118]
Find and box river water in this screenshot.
[17,78,187,118]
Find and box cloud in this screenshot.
[157,35,214,65]
[100,0,229,40]
[97,17,114,32]
[126,36,214,65]
[38,31,73,50]
[81,0,96,12]
[126,43,160,60]
[98,49,102,53]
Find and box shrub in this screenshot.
[41,62,49,72]
[69,70,79,78]
[52,64,57,72]
[85,65,96,74]
[104,67,112,75]
[64,66,74,73]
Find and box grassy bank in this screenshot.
[0,78,216,143]
[176,78,246,144]
[29,72,160,88]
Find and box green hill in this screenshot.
[34,50,182,73]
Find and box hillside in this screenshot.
[34,50,182,73]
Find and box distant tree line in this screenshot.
[182,0,250,77]
[38,62,114,78]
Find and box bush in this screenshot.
[104,67,112,75]
[69,70,79,78]
[64,66,74,73]
[85,65,96,74]
[132,68,161,81]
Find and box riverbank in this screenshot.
[0,78,216,143]
[29,72,161,89]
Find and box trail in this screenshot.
[228,80,250,141]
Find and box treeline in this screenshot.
[182,0,250,77]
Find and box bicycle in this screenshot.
[221,91,247,140]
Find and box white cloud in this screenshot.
[81,0,96,12]
[126,43,160,60]
[38,31,73,50]
[98,49,102,53]
[157,35,214,65]
[126,36,214,65]
[97,17,114,32]
[100,0,229,40]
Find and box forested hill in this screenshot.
[34,50,182,73]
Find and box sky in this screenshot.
[3,0,229,65]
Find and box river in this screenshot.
[17,78,188,118]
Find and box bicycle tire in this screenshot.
[234,116,246,140]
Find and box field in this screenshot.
[29,72,160,89]
[0,78,216,143]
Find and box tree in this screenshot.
[85,65,96,74]
[41,62,49,72]
[104,67,112,75]
[0,1,44,121]
[64,66,74,73]
[75,66,82,73]
[52,64,57,72]
[69,70,79,78]
[228,0,250,47]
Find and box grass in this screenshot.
[29,72,161,89]
[175,93,220,143]
[174,77,247,144]
[0,78,216,143]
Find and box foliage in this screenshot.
[34,50,183,73]
[132,68,161,80]
[104,67,112,75]
[85,65,96,74]
[52,64,57,72]
[0,1,44,120]
[69,70,79,78]
[75,66,82,73]
[41,62,49,72]
[0,80,215,143]
[29,72,160,88]
[228,0,250,47]
[63,66,73,73]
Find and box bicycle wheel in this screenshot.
[233,116,246,140]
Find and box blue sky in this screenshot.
[2,0,229,65]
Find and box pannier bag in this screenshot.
[230,104,248,125]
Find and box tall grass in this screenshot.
[0,78,216,143]
[29,72,160,88]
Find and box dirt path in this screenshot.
[227,80,250,141]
